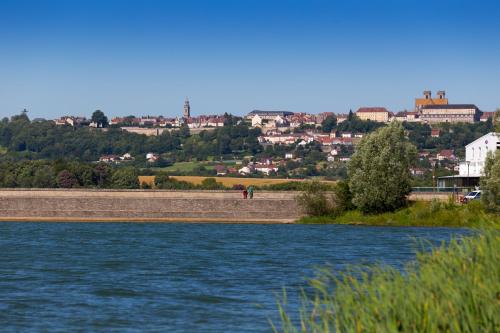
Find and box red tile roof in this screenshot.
[356,107,389,113]
[438,150,455,157]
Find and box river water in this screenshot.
[0,223,467,332]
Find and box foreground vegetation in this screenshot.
[299,200,500,227]
[274,227,500,332]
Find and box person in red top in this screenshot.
[242,188,248,199]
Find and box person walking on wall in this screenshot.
[242,188,248,199]
[247,185,254,199]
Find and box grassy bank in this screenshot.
[274,228,500,332]
[299,201,500,227]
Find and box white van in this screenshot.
[464,190,481,201]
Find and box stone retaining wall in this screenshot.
[408,192,452,202]
[0,189,302,223]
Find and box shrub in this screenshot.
[332,180,354,213]
[296,181,333,216]
[56,170,78,188]
[200,177,224,190]
[155,174,196,190]
[296,181,355,217]
[481,150,500,212]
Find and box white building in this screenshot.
[459,132,499,177]
[251,114,263,127]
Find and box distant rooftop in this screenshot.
[356,107,389,113]
[421,104,478,110]
[247,110,294,117]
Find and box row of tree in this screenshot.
[0,112,262,162]
[0,160,139,189]
[404,120,494,157]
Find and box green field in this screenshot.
[155,161,218,173]
[154,161,240,173]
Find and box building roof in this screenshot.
[438,149,455,157]
[248,110,294,117]
[465,132,500,148]
[415,98,449,108]
[480,111,496,119]
[421,104,478,110]
[438,175,480,180]
[356,107,389,113]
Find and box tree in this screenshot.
[110,167,139,189]
[223,113,241,126]
[321,115,337,133]
[91,110,108,128]
[179,124,190,138]
[480,150,500,212]
[93,163,111,187]
[32,165,56,188]
[57,170,79,188]
[11,109,30,123]
[494,109,500,132]
[348,122,416,213]
[347,109,354,121]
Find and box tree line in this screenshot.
[0,112,261,162]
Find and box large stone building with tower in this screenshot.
[415,91,480,123]
[415,90,448,110]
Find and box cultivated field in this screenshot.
[139,175,336,188]
[170,176,335,187]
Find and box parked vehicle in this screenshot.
[463,190,481,203]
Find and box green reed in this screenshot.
[299,200,499,227]
[273,228,500,333]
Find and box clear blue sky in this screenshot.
[0,0,499,119]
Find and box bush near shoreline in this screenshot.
[299,200,500,228]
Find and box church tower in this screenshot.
[183,98,191,118]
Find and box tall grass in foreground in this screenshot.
[273,229,500,333]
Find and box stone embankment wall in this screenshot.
[408,192,452,202]
[0,189,302,223]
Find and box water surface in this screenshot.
[0,223,468,332]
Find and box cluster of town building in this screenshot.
[54,91,495,133]
[248,91,493,134]
[357,91,494,123]
[51,91,499,184]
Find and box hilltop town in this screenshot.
[0,90,498,190]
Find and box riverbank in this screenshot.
[0,189,301,223]
[299,201,500,227]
